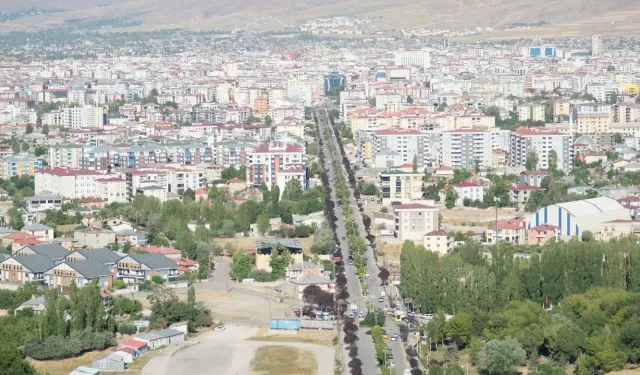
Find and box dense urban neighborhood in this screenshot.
[1,17,640,375]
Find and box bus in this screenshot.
[393,310,405,322]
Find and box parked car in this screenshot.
[390,333,399,341]
[216,325,225,332]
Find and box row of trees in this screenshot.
[402,238,640,374]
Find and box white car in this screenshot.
[390,333,399,341]
[216,325,225,332]
[404,370,413,375]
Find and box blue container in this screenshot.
[270,319,300,330]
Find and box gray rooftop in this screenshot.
[130,253,178,270]
[27,244,68,260]
[75,248,123,265]
[66,259,113,278]
[136,328,184,341]
[23,223,53,231]
[13,255,55,273]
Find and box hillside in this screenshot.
[1,0,640,37]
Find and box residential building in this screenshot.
[393,203,439,242]
[21,223,54,242]
[423,230,453,255]
[2,153,43,178]
[528,224,560,245]
[508,128,572,170]
[379,170,424,206]
[441,129,492,170]
[520,170,549,187]
[95,177,127,203]
[48,143,84,169]
[116,253,179,283]
[517,104,545,122]
[246,142,305,188]
[45,259,114,289]
[600,219,640,241]
[35,168,108,199]
[43,105,104,129]
[74,228,116,248]
[591,35,602,56]
[0,255,55,284]
[486,218,527,244]
[509,185,544,210]
[394,50,430,69]
[453,182,485,206]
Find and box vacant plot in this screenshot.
[250,345,318,375]
[215,236,315,255]
[30,346,158,375]
[250,327,337,346]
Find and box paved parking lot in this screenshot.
[143,325,334,375]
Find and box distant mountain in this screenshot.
[1,0,640,37]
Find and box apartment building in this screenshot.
[43,105,104,129]
[393,203,439,242]
[394,50,431,69]
[509,185,544,210]
[441,129,492,170]
[2,153,43,178]
[246,142,305,188]
[48,143,84,169]
[452,182,485,206]
[369,128,439,169]
[275,165,307,197]
[116,254,179,283]
[517,104,545,122]
[95,177,127,203]
[162,167,204,194]
[35,168,108,198]
[379,170,423,206]
[423,230,453,255]
[615,103,640,123]
[508,128,572,170]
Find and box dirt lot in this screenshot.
[250,345,318,375]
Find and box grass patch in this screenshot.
[249,328,336,346]
[250,345,317,375]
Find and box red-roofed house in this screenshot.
[141,246,181,260]
[528,224,560,245]
[453,182,485,206]
[509,185,544,210]
[423,230,453,255]
[227,178,247,194]
[393,203,440,242]
[35,167,110,199]
[486,217,527,244]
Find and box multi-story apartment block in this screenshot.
[246,142,305,188]
[508,128,572,170]
[35,168,108,198]
[379,170,424,206]
[2,153,43,178]
[126,170,169,200]
[452,182,485,206]
[369,128,439,169]
[517,104,545,122]
[394,50,431,69]
[42,105,104,129]
[615,103,640,123]
[161,167,204,194]
[441,129,492,170]
[95,177,128,203]
[48,143,84,169]
[393,203,439,242]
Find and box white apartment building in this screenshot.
[393,203,439,242]
[592,35,602,56]
[370,128,439,168]
[42,105,104,129]
[275,165,307,198]
[452,182,485,206]
[517,104,545,122]
[379,170,424,206]
[441,129,492,170]
[35,168,108,198]
[162,167,204,194]
[508,128,572,170]
[246,142,305,188]
[95,177,127,203]
[394,50,431,69]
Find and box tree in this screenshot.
[256,212,270,236]
[581,230,595,242]
[378,267,390,284]
[525,152,539,170]
[230,250,255,280]
[269,248,292,279]
[25,124,34,134]
[0,342,37,374]
[445,312,473,346]
[477,338,526,375]
[281,179,303,202]
[8,207,24,230]
[264,115,273,126]
[607,92,619,104]
[636,96,640,104]
[445,187,458,209]
[41,124,50,135]
[580,93,596,102]
[407,95,413,104]
[182,188,195,201]
[412,154,418,173]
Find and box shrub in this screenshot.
[249,269,274,282]
[151,275,164,284]
[113,280,126,289]
[23,330,116,360]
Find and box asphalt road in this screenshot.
[318,109,410,375]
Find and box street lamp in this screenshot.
[494,196,500,247]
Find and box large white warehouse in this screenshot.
[526,197,630,239]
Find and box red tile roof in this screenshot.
[39,167,105,177]
[142,246,181,255]
[509,184,544,192]
[121,339,148,349]
[529,224,560,231]
[373,128,422,136]
[454,182,483,188]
